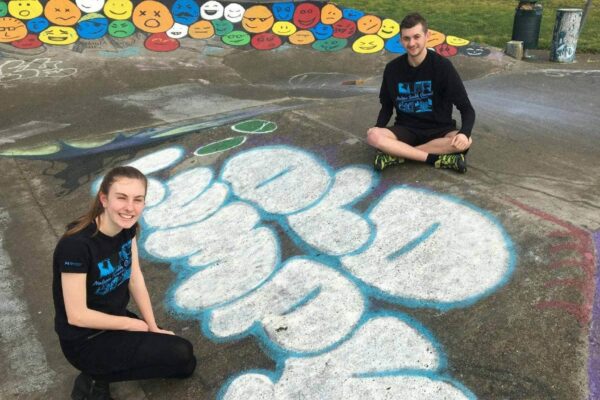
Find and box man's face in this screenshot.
[400,23,429,58]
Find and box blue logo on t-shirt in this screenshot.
[93,239,132,296]
[396,81,433,113]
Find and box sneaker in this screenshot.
[88,380,114,400]
[374,151,404,171]
[434,153,467,173]
[71,373,93,400]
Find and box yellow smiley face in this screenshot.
[241,5,273,33]
[189,20,214,39]
[446,35,470,47]
[377,18,399,39]
[272,21,296,36]
[0,17,28,42]
[104,0,133,20]
[426,29,446,47]
[8,0,43,20]
[352,34,384,54]
[320,3,342,25]
[44,0,81,26]
[357,15,381,35]
[289,29,315,45]
[39,25,78,44]
[132,0,173,33]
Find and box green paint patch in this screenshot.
[231,119,277,134]
[222,31,250,47]
[0,2,7,17]
[212,19,234,36]
[0,144,61,156]
[194,136,246,156]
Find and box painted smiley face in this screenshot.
[26,16,48,32]
[103,0,132,20]
[76,13,108,39]
[320,3,342,25]
[293,3,319,29]
[272,2,293,21]
[224,3,244,23]
[222,30,250,46]
[0,2,7,17]
[242,5,273,34]
[39,25,78,44]
[378,18,399,39]
[342,8,363,22]
[0,16,27,42]
[188,19,213,39]
[459,44,490,57]
[108,19,134,37]
[166,21,187,38]
[211,18,233,36]
[251,32,281,51]
[200,0,223,20]
[352,34,384,53]
[75,0,104,13]
[8,0,43,19]
[332,18,355,39]
[426,29,445,47]
[312,37,346,52]
[171,0,199,25]
[288,29,314,45]
[310,22,332,40]
[272,21,295,36]
[435,42,457,57]
[45,0,82,26]
[384,34,406,54]
[357,15,381,34]
[133,1,174,33]
[446,35,469,47]
[145,31,179,51]
[11,32,41,47]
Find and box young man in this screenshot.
[367,13,475,173]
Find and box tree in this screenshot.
[580,0,592,33]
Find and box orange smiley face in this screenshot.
[320,4,342,25]
[189,20,214,39]
[289,29,315,45]
[45,0,81,26]
[426,29,446,47]
[241,5,273,34]
[0,17,28,42]
[132,0,174,33]
[357,14,381,34]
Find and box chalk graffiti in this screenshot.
[0,57,77,83]
[120,144,515,399]
[0,1,488,56]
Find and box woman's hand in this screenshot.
[149,326,175,335]
[128,318,150,332]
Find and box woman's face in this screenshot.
[99,177,146,235]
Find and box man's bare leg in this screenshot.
[417,130,472,155]
[366,127,427,162]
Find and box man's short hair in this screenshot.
[400,13,428,32]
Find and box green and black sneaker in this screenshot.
[374,151,404,171]
[434,153,467,173]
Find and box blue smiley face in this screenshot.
[171,0,200,25]
[310,22,333,40]
[27,16,49,33]
[384,34,406,54]
[76,17,108,39]
[342,8,364,22]
[272,2,294,21]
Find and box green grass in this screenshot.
[338,0,600,53]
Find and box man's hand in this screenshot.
[450,133,470,151]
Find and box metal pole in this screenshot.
[580,0,592,34]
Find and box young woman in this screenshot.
[52,166,196,400]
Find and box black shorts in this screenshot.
[388,125,457,146]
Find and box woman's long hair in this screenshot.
[63,166,148,238]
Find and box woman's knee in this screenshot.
[170,337,196,377]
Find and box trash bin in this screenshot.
[550,8,583,63]
[512,0,543,50]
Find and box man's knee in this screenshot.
[366,127,386,148]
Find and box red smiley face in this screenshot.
[435,43,457,57]
[144,32,180,52]
[251,32,282,50]
[11,33,43,49]
[332,19,356,39]
[293,3,319,29]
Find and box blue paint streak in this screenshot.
[282,286,321,316]
[387,222,440,261]
[255,166,294,190]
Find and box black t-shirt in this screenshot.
[376,50,475,137]
[52,223,136,341]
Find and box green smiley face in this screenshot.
[222,30,250,46]
[108,20,135,38]
[312,38,347,52]
[0,2,8,17]
[211,19,233,36]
